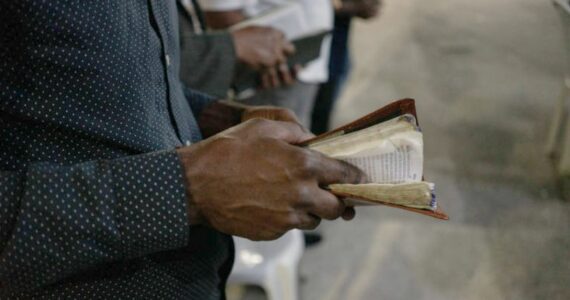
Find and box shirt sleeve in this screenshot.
[0,150,190,292]
[179,31,237,99]
[197,0,247,11]
[183,85,219,120]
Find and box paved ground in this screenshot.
[230,0,570,299]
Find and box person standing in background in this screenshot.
[0,1,364,298]
[311,0,382,135]
[198,0,334,128]
[177,0,297,98]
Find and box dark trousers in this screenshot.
[310,16,353,135]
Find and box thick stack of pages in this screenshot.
[302,99,449,220]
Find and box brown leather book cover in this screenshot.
[302,99,449,220]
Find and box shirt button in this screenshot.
[165,54,171,67]
[185,140,191,146]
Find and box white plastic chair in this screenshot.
[228,230,305,300]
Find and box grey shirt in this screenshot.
[178,6,238,98]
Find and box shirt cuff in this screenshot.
[111,150,191,258]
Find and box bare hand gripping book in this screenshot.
[301,99,449,220]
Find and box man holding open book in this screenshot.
[0,1,364,298]
[0,1,444,298]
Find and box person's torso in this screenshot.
[0,1,232,298]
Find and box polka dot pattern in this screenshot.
[0,0,233,298]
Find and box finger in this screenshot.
[342,207,356,221]
[295,213,321,230]
[274,29,287,41]
[244,119,314,143]
[274,29,295,56]
[271,121,315,143]
[294,64,303,73]
[310,152,368,185]
[260,72,271,90]
[273,110,314,137]
[242,107,312,136]
[278,64,295,86]
[290,64,302,79]
[267,67,280,88]
[282,40,296,56]
[242,106,300,123]
[268,108,304,128]
[305,189,346,220]
[274,46,287,66]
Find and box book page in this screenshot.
[312,130,424,184]
[308,114,417,150]
[330,182,436,210]
[309,122,423,183]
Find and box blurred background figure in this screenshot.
[178,0,295,98]
[311,0,382,134]
[226,0,570,299]
[191,0,336,247]
[198,0,334,127]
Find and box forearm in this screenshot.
[334,1,360,16]
[0,151,190,292]
[203,10,246,29]
[198,100,308,138]
[198,100,248,138]
[182,87,251,139]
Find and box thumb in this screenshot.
[245,119,315,144]
[282,40,296,56]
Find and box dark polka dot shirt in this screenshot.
[0,1,233,299]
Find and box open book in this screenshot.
[301,99,449,220]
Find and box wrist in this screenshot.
[176,145,206,226]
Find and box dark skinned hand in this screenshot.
[176,119,366,241]
[338,0,383,20]
[260,64,302,89]
[231,26,298,89]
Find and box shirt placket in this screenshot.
[147,0,194,146]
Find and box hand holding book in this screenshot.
[302,99,449,220]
